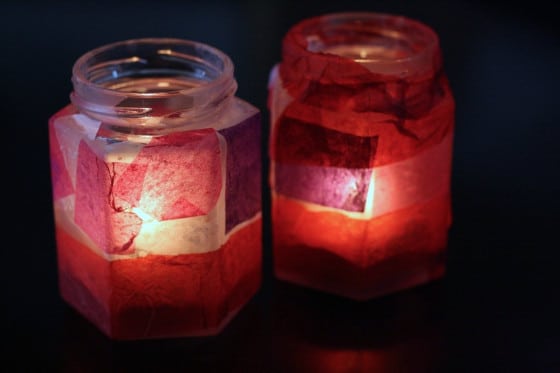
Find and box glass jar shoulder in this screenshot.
[49,98,260,147]
[216,97,260,131]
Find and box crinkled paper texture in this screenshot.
[72,127,222,254]
[218,112,262,232]
[271,23,455,213]
[269,17,455,298]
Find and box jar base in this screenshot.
[274,248,446,301]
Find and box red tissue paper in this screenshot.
[269,12,455,300]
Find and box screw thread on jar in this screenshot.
[71,38,238,134]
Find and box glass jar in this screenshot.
[268,12,455,299]
[49,38,262,339]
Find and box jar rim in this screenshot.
[72,37,235,98]
[283,11,440,77]
[70,37,237,131]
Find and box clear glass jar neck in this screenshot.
[285,12,440,78]
[71,38,237,133]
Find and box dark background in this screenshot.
[2,0,559,371]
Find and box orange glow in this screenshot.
[56,218,262,340]
[273,192,450,265]
[272,192,449,299]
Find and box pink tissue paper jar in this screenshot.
[49,38,262,340]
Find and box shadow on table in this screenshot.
[59,291,267,372]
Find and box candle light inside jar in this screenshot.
[323,44,408,61]
[321,42,426,75]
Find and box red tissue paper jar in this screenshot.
[268,12,455,300]
[49,38,262,339]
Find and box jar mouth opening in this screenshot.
[72,37,234,97]
[289,12,439,75]
[71,38,237,130]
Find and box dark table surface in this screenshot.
[2,1,559,372]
